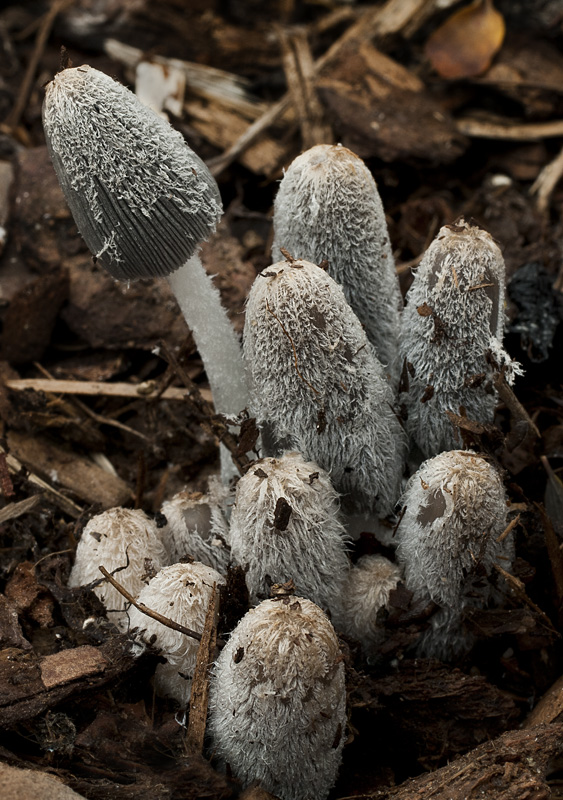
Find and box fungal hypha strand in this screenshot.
[395,450,514,659]
[229,451,350,619]
[399,219,522,457]
[42,65,248,420]
[273,144,402,379]
[243,259,406,516]
[129,562,225,707]
[69,508,168,631]
[208,596,346,800]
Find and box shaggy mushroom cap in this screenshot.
[272,144,402,378]
[229,451,350,619]
[161,477,231,574]
[208,595,346,800]
[128,561,224,707]
[243,258,406,516]
[395,450,514,659]
[43,64,249,451]
[42,65,221,281]
[399,219,522,457]
[69,508,168,631]
[339,554,401,660]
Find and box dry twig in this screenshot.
[186,583,220,755]
[99,565,204,643]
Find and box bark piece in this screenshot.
[40,646,108,689]
[372,723,563,800]
[317,42,466,164]
[0,637,138,728]
[0,762,86,800]
[6,430,132,509]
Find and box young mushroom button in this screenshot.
[42,65,248,425]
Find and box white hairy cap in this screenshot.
[229,452,350,620]
[243,259,406,516]
[42,65,222,280]
[272,144,402,378]
[396,450,514,611]
[69,507,168,631]
[208,596,346,800]
[128,562,225,707]
[339,554,401,660]
[399,219,522,457]
[161,477,231,574]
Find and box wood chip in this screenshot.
[40,646,108,689]
[524,674,563,727]
[7,431,132,509]
[0,494,44,525]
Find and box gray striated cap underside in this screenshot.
[43,65,222,280]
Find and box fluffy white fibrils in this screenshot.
[395,450,514,659]
[399,220,522,457]
[243,258,406,516]
[229,451,350,619]
[208,596,346,800]
[43,65,221,280]
[128,561,225,707]
[69,507,168,631]
[161,477,231,574]
[43,65,249,427]
[272,144,402,378]
[339,554,401,661]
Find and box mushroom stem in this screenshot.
[167,254,248,417]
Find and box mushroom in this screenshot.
[128,561,225,707]
[395,449,515,660]
[69,507,168,631]
[243,258,406,516]
[398,219,522,457]
[272,143,402,380]
[161,476,231,574]
[339,554,401,661]
[42,65,248,438]
[208,595,346,800]
[229,451,350,620]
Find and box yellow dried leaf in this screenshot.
[425,0,506,80]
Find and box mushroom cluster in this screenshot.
[47,64,524,800]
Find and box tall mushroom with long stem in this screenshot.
[42,65,248,457]
[272,144,402,381]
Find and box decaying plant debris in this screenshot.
[1,0,563,798]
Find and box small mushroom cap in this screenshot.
[339,554,401,659]
[273,144,401,373]
[129,561,225,706]
[208,596,346,800]
[43,65,222,281]
[229,451,350,617]
[244,258,406,515]
[161,477,231,574]
[69,507,168,631]
[396,450,513,610]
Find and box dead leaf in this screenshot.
[425,0,506,80]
